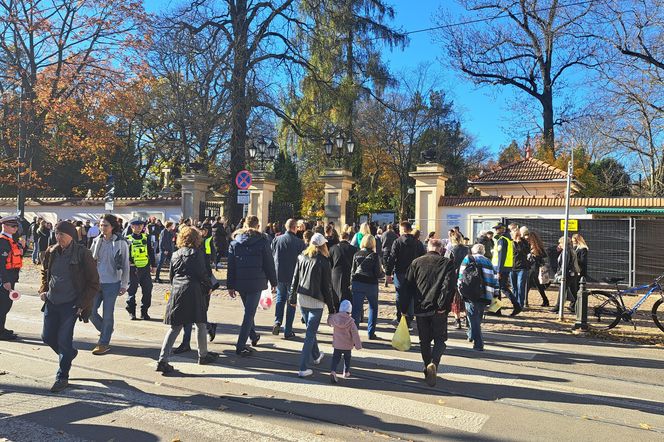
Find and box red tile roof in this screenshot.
[439,195,664,208]
[469,158,569,183]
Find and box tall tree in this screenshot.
[587,158,631,197]
[436,0,600,157]
[181,0,309,223]
[0,0,147,201]
[272,151,302,216]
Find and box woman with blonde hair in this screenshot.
[156,226,218,374]
[350,222,371,248]
[290,233,336,377]
[350,234,384,339]
[572,234,588,281]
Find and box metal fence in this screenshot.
[506,218,632,284]
[634,219,664,284]
[199,201,224,222]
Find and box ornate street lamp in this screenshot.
[248,137,278,172]
[324,134,354,168]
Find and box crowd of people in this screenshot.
[0,213,589,392]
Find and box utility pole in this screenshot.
[558,149,574,321]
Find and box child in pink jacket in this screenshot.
[327,300,362,383]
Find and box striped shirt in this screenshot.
[458,253,499,299]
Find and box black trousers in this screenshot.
[416,313,448,367]
[0,283,15,332]
[127,266,153,314]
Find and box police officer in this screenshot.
[201,224,216,269]
[492,222,514,316]
[0,216,23,340]
[126,218,156,320]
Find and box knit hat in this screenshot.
[54,221,77,240]
[339,299,352,314]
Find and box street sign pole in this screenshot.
[235,171,252,221]
[558,150,574,321]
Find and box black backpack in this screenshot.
[459,254,487,303]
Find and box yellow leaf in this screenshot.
[639,423,652,430]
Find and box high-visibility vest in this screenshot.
[0,235,23,270]
[204,237,212,255]
[492,235,513,269]
[127,233,149,268]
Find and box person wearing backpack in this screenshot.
[458,243,497,351]
[350,234,384,340]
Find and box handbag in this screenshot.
[538,262,551,285]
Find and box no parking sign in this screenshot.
[235,170,252,190]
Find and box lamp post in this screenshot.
[323,134,354,168]
[248,138,278,173]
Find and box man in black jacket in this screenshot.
[386,221,425,326]
[271,218,305,338]
[402,239,456,387]
[328,230,358,307]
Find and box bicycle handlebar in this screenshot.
[655,273,664,286]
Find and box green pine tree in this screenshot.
[272,151,303,217]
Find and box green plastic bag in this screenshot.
[391,316,411,351]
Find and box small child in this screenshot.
[327,300,362,383]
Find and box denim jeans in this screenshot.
[351,281,379,336]
[465,301,485,350]
[331,349,352,373]
[393,273,413,321]
[236,292,260,351]
[299,307,322,371]
[32,241,39,263]
[274,282,295,335]
[90,281,121,345]
[510,269,528,308]
[41,300,78,381]
[155,251,170,280]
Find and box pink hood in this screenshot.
[327,312,362,351]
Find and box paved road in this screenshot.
[1,272,663,441]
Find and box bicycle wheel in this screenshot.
[588,290,622,330]
[652,299,664,333]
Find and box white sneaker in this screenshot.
[313,351,324,365]
[298,369,313,377]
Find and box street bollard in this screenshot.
[573,277,589,331]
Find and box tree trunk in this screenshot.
[541,88,555,158]
[225,1,249,225]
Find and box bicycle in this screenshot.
[588,273,664,332]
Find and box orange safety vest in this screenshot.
[1,235,23,270]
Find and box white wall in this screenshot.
[437,206,590,239]
[0,204,182,224]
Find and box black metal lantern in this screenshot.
[324,133,354,168]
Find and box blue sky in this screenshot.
[143,0,519,154]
